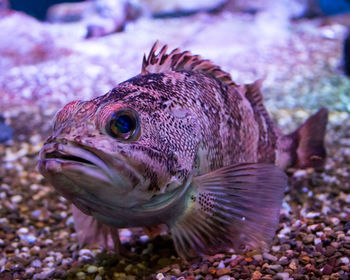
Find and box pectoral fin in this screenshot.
[169,163,287,259]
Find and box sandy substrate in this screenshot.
[0,4,349,280]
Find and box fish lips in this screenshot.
[38,142,141,207]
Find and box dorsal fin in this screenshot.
[244,79,265,108]
[141,41,237,87]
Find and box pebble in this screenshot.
[269,264,283,272]
[76,271,86,280]
[218,276,231,280]
[322,264,333,275]
[87,265,98,274]
[263,253,278,262]
[305,212,320,218]
[252,271,262,279]
[325,246,336,257]
[216,267,231,276]
[276,272,290,280]
[10,195,22,203]
[217,260,225,268]
[31,260,42,268]
[340,257,349,265]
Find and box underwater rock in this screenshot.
[47,0,146,38]
[0,115,13,143]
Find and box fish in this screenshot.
[38,42,328,259]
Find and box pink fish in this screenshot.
[39,42,328,259]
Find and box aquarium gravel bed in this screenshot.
[1,5,350,280]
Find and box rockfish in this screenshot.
[39,42,328,259]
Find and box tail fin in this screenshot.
[280,108,328,169]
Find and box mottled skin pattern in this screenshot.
[39,42,327,258]
[53,70,275,188]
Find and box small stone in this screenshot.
[253,254,263,262]
[340,257,349,264]
[171,268,181,276]
[252,270,262,279]
[11,195,22,203]
[87,265,98,274]
[263,252,278,262]
[76,271,86,280]
[322,264,333,275]
[25,267,35,276]
[269,264,283,272]
[31,260,42,268]
[289,260,298,270]
[218,276,231,280]
[276,272,290,280]
[325,246,336,257]
[305,212,320,218]
[216,267,231,276]
[304,234,314,244]
[330,217,340,225]
[301,256,310,263]
[156,273,165,280]
[200,264,208,274]
[217,261,225,268]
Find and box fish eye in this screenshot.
[106,108,140,141]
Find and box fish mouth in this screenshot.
[44,151,95,165]
[39,141,141,193]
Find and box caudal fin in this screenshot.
[285,108,328,169]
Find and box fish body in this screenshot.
[39,42,328,258]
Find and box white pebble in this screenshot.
[18,227,29,234]
[43,256,55,263]
[79,249,94,256]
[61,258,73,265]
[293,170,307,177]
[276,272,290,280]
[87,265,98,274]
[25,267,35,276]
[263,252,277,261]
[218,276,231,280]
[314,238,322,245]
[217,260,225,268]
[305,212,320,218]
[76,271,86,280]
[30,184,41,191]
[156,273,165,280]
[11,195,22,203]
[31,259,42,268]
[140,235,149,242]
[340,257,349,264]
[330,217,340,225]
[65,216,74,226]
[119,229,132,237]
[20,234,37,244]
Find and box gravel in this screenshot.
[0,1,349,279]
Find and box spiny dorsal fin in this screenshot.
[141,41,237,87]
[243,79,264,108]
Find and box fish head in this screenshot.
[39,77,199,216]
